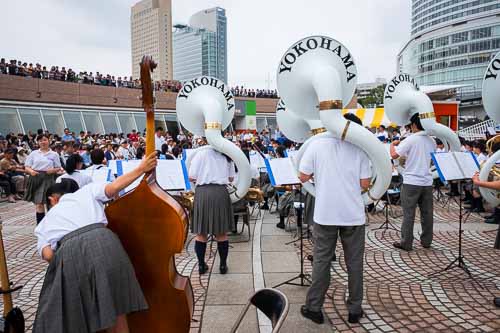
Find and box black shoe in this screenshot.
[471,207,485,213]
[348,310,364,324]
[421,243,431,249]
[198,262,208,275]
[446,191,460,197]
[300,305,324,324]
[494,297,500,308]
[276,222,285,229]
[393,242,411,251]
[332,253,337,262]
[261,204,270,210]
[220,264,228,274]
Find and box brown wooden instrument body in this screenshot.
[105,56,193,332]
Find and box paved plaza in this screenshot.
[0,195,499,332]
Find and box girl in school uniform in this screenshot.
[56,153,92,188]
[189,147,235,275]
[33,152,157,333]
[24,134,64,224]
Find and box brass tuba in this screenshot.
[479,53,500,206]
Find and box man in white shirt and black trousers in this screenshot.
[390,113,436,251]
[299,113,371,325]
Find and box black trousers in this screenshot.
[0,175,16,195]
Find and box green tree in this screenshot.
[358,84,386,108]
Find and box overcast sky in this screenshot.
[1,0,411,89]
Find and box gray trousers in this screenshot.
[305,223,365,314]
[400,184,434,250]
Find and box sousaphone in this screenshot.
[479,52,500,206]
[176,76,251,202]
[276,99,327,196]
[277,35,392,202]
[384,73,461,152]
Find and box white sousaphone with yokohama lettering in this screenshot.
[176,76,251,202]
[277,35,392,203]
[276,99,327,196]
[479,52,500,206]
[384,73,461,153]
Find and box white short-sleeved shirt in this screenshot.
[395,133,436,186]
[56,170,93,188]
[299,136,371,226]
[25,149,61,171]
[34,183,110,256]
[189,147,235,185]
[155,135,165,151]
[475,153,487,164]
[118,146,130,160]
[85,165,115,182]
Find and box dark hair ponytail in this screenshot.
[65,154,83,174]
[45,178,79,210]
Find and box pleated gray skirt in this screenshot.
[33,224,148,333]
[24,173,56,204]
[192,184,233,235]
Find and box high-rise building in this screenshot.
[130,0,173,82]
[173,25,217,81]
[173,7,228,83]
[398,1,500,99]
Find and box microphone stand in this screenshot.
[273,184,312,288]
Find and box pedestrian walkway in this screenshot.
[0,198,499,332]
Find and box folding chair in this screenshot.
[230,288,289,333]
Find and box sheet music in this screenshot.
[432,152,479,181]
[119,160,143,193]
[118,160,190,194]
[267,158,300,186]
[156,160,190,190]
[183,149,196,161]
[456,152,479,178]
[250,151,266,169]
[107,160,118,175]
[81,167,111,184]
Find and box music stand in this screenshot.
[273,184,312,288]
[263,157,311,287]
[429,152,482,285]
[376,190,401,233]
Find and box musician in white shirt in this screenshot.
[33,152,157,333]
[299,113,371,325]
[391,113,436,251]
[56,154,92,188]
[189,147,235,275]
[154,127,165,152]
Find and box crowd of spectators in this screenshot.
[0,58,279,98]
[0,125,289,201]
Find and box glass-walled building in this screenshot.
[0,104,277,137]
[398,1,500,98]
[173,25,217,81]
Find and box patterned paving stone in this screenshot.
[0,201,214,332]
[1,196,499,332]
[297,201,500,332]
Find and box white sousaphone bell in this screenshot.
[277,35,392,202]
[383,73,461,153]
[479,51,500,206]
[276,99,328,196]
[176,76,251,202]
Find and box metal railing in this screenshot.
[457,119,496,140]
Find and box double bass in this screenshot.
[105,56,193,332]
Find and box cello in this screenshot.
[105,56,193,332]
